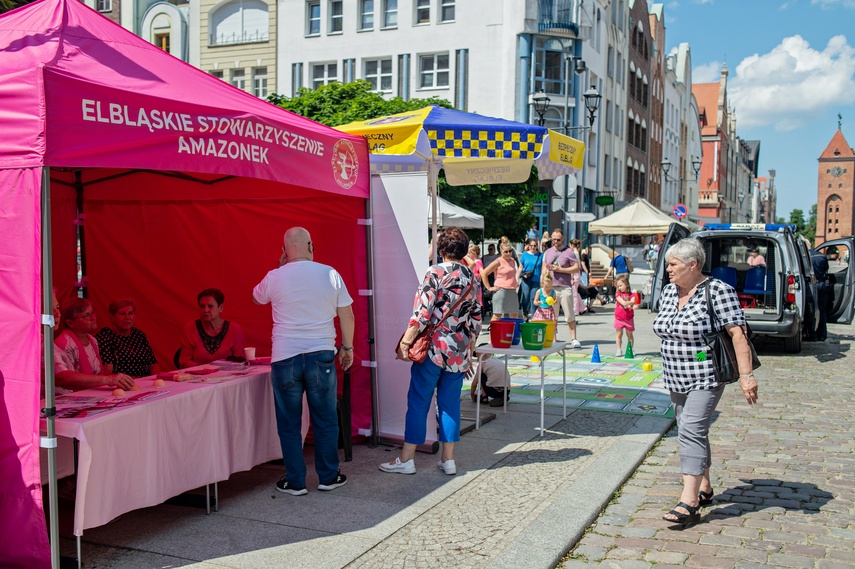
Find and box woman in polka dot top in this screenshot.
[96,298,160,378]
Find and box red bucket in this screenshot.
[490,320,516,348]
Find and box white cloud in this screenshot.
[812,0,855,8]
[726,35,855,130]
[693,61,722,83]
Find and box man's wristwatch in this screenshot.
[340,346,353,352]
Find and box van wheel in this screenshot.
[784,332,802,353]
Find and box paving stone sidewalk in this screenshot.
[560,323,855,569]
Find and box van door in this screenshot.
[814,237,855,324]
[650,223,691,310]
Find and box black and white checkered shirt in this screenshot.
[653,278,745,393]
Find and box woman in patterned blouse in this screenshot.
[96,299,160,378]
[653,238,759,528]
[380,227,482,477]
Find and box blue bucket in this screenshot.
[499,317,525,345]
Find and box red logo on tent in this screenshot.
[332,140,359,189]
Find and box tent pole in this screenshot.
[74,171,87,298]
[364,197,379,448]
[41,167,61,568]
[429,160,439,264]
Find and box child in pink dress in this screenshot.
[532,273,558,322]
[613,274,638,356]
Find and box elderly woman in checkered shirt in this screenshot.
[652,238,759,528]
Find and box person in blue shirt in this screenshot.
[604,250,631,280]
[518,238,542,320]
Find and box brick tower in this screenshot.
[816,127,855,246]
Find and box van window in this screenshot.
[702,237,778,313]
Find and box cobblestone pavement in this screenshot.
[350,411,642,569]
[560,322,855,569]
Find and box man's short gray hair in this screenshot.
[665,237,705,269]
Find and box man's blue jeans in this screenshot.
[271,350,339,488]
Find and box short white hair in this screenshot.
[665,237,705,268]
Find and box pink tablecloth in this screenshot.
[41,365,307,535]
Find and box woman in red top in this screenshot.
[480,244,521,321]
[179,288,245,367]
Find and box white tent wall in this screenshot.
[370,172,438,449]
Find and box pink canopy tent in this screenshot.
[0,0,371,566]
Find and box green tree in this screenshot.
[788,209,806,234]
[805,203,817,243]
[438,168,540,241]
[271,80,538,240]
[0,0,33,13]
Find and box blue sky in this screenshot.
[658,0,855,221]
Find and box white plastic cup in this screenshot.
[244,347,256,360]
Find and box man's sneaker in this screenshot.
[437,459,457,475]
[379,457,416,474]
[318,471,347,491]
[275,476,307,496]
[569,339,582,349]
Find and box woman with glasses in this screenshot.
[54,298,135,392]
[96,299,160,378]
[480,244,521,321]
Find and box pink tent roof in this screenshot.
[0,0,369,197]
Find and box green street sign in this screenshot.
[595,195,615,206]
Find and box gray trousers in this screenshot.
[670,386,724,476]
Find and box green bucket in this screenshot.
[519,322,547,350]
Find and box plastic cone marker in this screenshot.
[624,342,634,359]
[591,344,601,363]
[530,356,540,363]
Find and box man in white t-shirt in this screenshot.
[252,227,355,496]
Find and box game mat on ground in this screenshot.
[467,352,674,418]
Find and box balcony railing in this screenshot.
[699,189,720,205]
[210,30,269,47]
[537,0,578,34]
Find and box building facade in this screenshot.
[816,128,855,245]
[647,4,664,208]
[623,0,650,203]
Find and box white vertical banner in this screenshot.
[371,172,437,444]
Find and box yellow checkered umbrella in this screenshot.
[338,105,585,254]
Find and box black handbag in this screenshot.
[703,280,761,384]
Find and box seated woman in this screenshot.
[96,298,160,378]
[54,298,135,391]
[179,288,245,367]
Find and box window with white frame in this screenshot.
[419,53,449,89]
[604,153,611,186]
[359,0,374,30]
[382,0,397,27]
[312,63,338,88]
[533,37,565,95]
[97,0,111,12]
[439,0,455,22]
[252,67,268,98]
[307,1,320,35]
[364,58,392,92]
[329,0,343,33]
[210,0,269,46]
[210,70,224,80]
[415,0,429,24]
[231,68,246,90]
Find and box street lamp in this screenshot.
[583,87,601,127]
[660,156,702,205]
[531,90,550,127]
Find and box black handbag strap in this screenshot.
[704,279,720,333]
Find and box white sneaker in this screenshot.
[616,350,624,357]
[437,459,457,475]
[379,457,416,474]
[569,339,582,349]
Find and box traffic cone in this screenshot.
[624,341,634,359]
[591,344,601,363]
